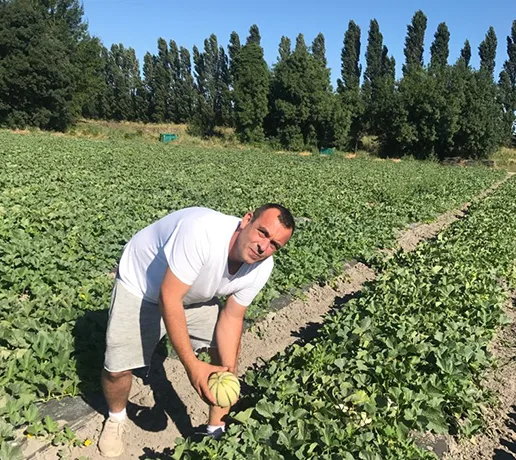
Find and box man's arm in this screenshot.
[215,295,247,375]
[159,267,227,405]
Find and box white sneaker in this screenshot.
[98,416,128,457]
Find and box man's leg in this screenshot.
[101,369,133,413]
[99,280,164,457]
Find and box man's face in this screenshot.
[235,209,293,264]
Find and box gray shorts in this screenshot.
[104,279,220,372]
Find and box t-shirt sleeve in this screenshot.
[232,258,274,307]
[163,218,208,285]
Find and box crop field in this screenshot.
[0,130,511,458]
[173,171,516,459]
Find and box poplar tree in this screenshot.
[191,44,215,136]
[381,46,396,80]
[363,19,387,134]
[232,25,269,143]
[214,46,232,126]
[479,26,497,77]
[363,19,383,96]
[176,47,196,123]
[168,40,181,122]
[338,20,362,149]
[430,22,450,69]
[152,38,170,122]
[311,33,327,67]
[454,69,502,157]
[226,31,241,127]
[73,35,107,119]
[278,36,292,61]
[115,44,139,120]
[143,52,156,121]
[247,25,261,45]
[190,35,219,135]
[459,40,472,67]
[268,33,348,150]
[338,20,361,93]
[498,20,516,145]
[228,31,241,72]
[402,10,427,76]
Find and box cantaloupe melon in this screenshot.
[208,371,240,407]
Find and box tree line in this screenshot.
[1,0,515,159]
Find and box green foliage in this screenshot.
[402,10,428,76]
[190,34,232,136]
[277,36,291,62]
[378,64,503,160]
[0,0,75,131]
[454,69,503,158]
[498,20,516,146]
[100,44,142,121]
[311,33,327,67]
[228,31,241,67]
[338,21,363,149]
[429,22,450,69]
[152,38,171,122]
[214,46,232,127]
[362,20,396,138]
[378,68,461,159]
[363,19,384,104]
[479,26,497,78]
[173,174,516,459]
[71,35,107,120]
[339,20,362,93]
[459,40,472,67]
[176,47,196,123]
[267,33,346,150]
[0,131,504,452]
[233,25,270,143]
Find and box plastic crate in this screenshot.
[159,133,177,143]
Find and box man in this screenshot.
[98,203,295,457]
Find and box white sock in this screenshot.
[206,424,225,434]
[108,408,127,422]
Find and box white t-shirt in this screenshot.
[117,207,274,307]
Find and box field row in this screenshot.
[172,174,516,459]
[0,132,505,456]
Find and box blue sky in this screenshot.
[82,0,514,85]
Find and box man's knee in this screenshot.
[103,368,132,382]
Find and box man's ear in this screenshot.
[239,211,254,229]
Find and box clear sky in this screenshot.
[81,0,514,85]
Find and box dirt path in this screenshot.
[27,173,515,460]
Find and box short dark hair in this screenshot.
[251,203,295,234]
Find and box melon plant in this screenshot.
[0,131,505,453]
[173,175,516,459]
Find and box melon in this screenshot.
[208,371,240,407]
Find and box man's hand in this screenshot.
[160,268,226,405]
[185,359,228,405]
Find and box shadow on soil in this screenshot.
[72,310,197,443]
[290,291,363,342]
[129,352,194,438]
[494,407,516,459]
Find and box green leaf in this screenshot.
[232,407,254,425]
